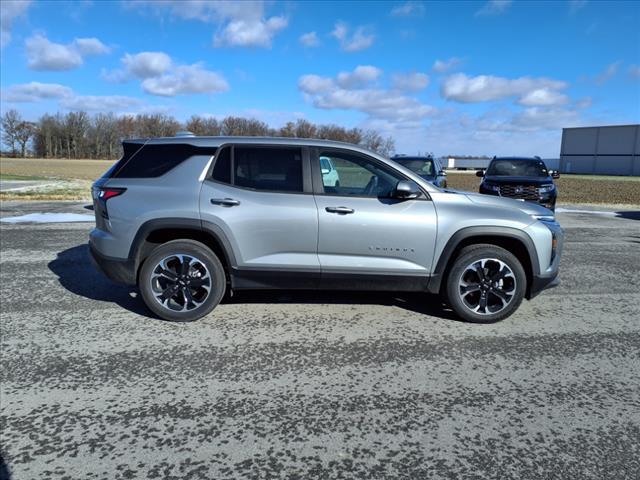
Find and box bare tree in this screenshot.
[361,130,395,157]
[294,119,317,139]
[1,109,21,156]
[19,110,398,159]
[279,121,296,137]
[14,121,35,157]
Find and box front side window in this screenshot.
[394,157,435,177]
[318,150,405,198]
[234,147,303,192]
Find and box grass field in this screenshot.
[1,157,639,206]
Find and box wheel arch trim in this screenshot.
[128,218,238,275]
[428,226,540,295]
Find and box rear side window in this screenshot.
[111,143,216,178]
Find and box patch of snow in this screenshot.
[555,208,617,216]
[0,213,95,224]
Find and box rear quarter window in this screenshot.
[111,143,216,178]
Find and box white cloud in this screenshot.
[214,15,287,48]
[25,34,110,71]
[518,88,569,107]
[441,73,568,105]
[331,22,375,52]
[336,65,382,88]
[299,31,320,48]
[392,72,429,91]
[102,51,228,97]
[432,57,462,74]
[298,75,335,94]
[475,0,512,16]
[3,82,72,102]
[73,37,110,56]
[629,64,640,79]
[132,0,288,48]
[595,61,621,85]
[299,66,435,123]
[122,51,172,79]
[141,64,229,97]
[390,1,425,17]
[1,0,31,49]
[569,0,588,15]
[2,82,144,113]
[60,95,143,111]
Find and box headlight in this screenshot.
[538,184,555,193]
[532,214,555,222]
[483,183,500,192]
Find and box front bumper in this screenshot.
[479,186,557,210]
[89,241,136,285]
[527,219,564,299]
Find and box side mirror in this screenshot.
[476,170,485,177]
[321,168,330,175]
[551,171,560,179]
[394,180,421,199]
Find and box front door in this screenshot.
[312,148,437,283]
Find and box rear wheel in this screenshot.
[445,244,526,323]
[139,240,226,322]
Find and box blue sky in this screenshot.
[1,0,639,156]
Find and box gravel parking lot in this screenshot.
[1,201,639,480]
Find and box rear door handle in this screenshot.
[211,198,240,207]
[325,206,354,214]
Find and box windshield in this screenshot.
[486,159,548,177]
[395,158,435,177]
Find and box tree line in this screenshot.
[1,109,395,159]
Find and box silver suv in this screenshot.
[90,136,563,323]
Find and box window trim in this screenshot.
[310,147,431,201]
[205,143,313,195]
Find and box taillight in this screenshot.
[98,188,126,201]
[97,188,126,219]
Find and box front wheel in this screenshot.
[139,240,226,322]
[444,244,526,323]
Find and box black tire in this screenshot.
[444,244,526,323]
[335,180,340,188]
[138,239,226,322]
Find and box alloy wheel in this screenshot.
[458,258,516,315]
[150,254,211,312]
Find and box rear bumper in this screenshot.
[89,241,136,285]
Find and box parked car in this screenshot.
[478,157,559,210]
[320,155,340,187]
[90,137,563,324]
[391,155,447,188]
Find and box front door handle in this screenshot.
[211,198,240,207]
[325,206,354,214]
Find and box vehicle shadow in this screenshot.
[47,244,152,317]
[615,211,640,221]
[223,290,461,321]
[0,453,11,480]
[49,244,459,322]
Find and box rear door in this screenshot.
[312,148,437,283]
[199,145,320,279]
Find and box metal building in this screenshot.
[560,124,640,176]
